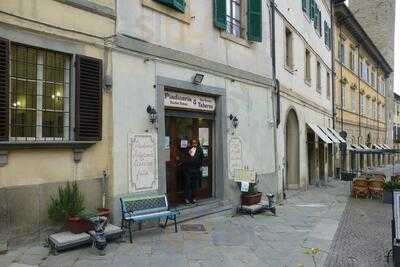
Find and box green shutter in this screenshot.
[247,0,262,42]
[213,0,226,30]
[302,0,307,12]
[324,21,328,45]
[318,10,322,35]
[309,0,314,20]
[154,0,186,13]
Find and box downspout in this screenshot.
[269,0,281,199]
[330,0,336,178]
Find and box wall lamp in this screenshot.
[229,114,239,129]
[192,73,204,85]
[146,105,158,124]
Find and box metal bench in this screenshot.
[120,194,178,243]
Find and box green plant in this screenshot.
[48,181,85,222]
[383,181,400,191]
[247,177,260,194]
[79,208,98,220]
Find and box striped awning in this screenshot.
[319,126,341,144]
[307,123,332,144]
[327,128,346,143]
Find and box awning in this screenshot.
[319,126,341,144]
[360,144,370,149]
[307,123,332,144]
[327,128,346,143]
[373,144,382,149]
[382,144,391,149]
[352,144,363,150]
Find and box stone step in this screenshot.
[174,199,234,223]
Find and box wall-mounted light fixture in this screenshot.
[146,105,157,124]
[229,114,239,129]
[192,73,204,85]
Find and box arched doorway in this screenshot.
[285,109,300,189]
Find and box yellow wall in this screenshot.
[334,22,387,144]
[0,0,114,188]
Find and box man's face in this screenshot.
[191,140,198,147]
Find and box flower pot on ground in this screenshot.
[48,181,85,233]
[68,216,90,234]
[240,178,262,206]
[97,208,111,219]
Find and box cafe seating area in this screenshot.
[352,174,386,199]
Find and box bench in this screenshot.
[120,194,178,243]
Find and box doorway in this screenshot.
[285,110,300,189]
[165,115,213,206]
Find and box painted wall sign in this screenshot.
[164,91,216,112]
[228,136,243,179]
[128,134,158,193]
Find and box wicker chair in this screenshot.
[352,179,369,198]
[392,175,400,183]
[368,180,384,199]
[372,174,385,182]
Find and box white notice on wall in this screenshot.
[128,134,158,193]
[228,136,243,179]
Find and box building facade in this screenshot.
[110,0,277,220]
[393,93,400,161]
[348,0,396,147]
[333,1,392,171]
[275,0,336,192]
[0,0,115,240]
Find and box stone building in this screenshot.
[275,0,339,192]
[348,0,396,147]
[393,93,400,161]
[333,1,392,171]
[110,0,277,221]
[0,0,115,241]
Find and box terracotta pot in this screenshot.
[68,216,89,234]
[97,208,111,219]
[241,192,262,206]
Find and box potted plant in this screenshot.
[96,208,111,219]
[383,181,400,204]
[48,181,87,234]
[241,178,262,206]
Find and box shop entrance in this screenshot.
[165,114,213,206]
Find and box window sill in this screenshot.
[220,31,251,48]
[142,0,192,24]
[0,140,97,150]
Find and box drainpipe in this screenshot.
[330,0,337,178]
[269,0,282,200]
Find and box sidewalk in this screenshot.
[0,180,349,267]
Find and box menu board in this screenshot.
[229,137,243,180]
[128,134,158,193]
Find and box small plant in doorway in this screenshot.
[48,181,87,234]
[240,178,262,206]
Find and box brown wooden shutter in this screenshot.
[0,38,9,141]
[75,55,102,141]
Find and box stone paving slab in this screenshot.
[0,180,350,267]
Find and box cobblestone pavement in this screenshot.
[325,198,393,267]
[0,180,349,267]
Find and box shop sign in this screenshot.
[233,169,256,183]
[128,134,158,193]
[164,91,215,112]
[229,137,243,179]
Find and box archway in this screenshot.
[285,109,300,189]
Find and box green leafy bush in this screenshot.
[48,181,84,222]
[383,181,400,191]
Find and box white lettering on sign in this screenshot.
[164,91,216,112]
[128,134,158,193]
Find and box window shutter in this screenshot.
[302,0,307,12]
[247,0,262,42]
[75,55,102,141]
[154,0,186,13]
[318,10,322,35]
[309,0,314,20]
[324,21,328,45]
[213,0,226,30]
[0,38,9,141]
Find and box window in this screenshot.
[154,0,186,13]
[338,40,345,64]
[349,49,355,71]
[285,28,293,70]
[305,49,311,82]
[342,86,346,109]
[10,44,70,140]
[316,61,321,92]
[226,0,242,38]
[314,7,322,36]
[359,59,364,79]
[372,101,376,119]
[326,72,331,99]
[351,90,356,112]
[324,21,331,49]
[360,95,365,115]
[0,39,103,142]
[214,0,262,42]
[366,63,370,83]
[371,71,376,88]
[302,0,308,13]
[382,80,385,95]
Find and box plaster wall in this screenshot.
[116,0,272,78]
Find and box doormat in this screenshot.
[180,224,206,232]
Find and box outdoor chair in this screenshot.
[372,174,385,182]
[367,180,384,199]
[352,179,369,198]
